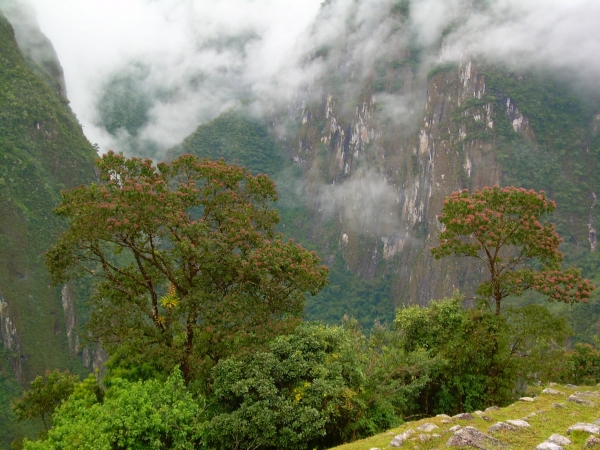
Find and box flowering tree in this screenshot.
[46,152,329,385]
[431,186,594,315]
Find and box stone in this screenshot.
[595,419,600,425]
[484,406,500,413]
[519,396,535,402]
[488,422,517,433]
[441,419,452,424]
[542,388,562,395]
[370,448,381,450]
[418,433,433,442]
[453,413,474,420]
[449,425,462,432]
[473,410,485,417]
[578,391,600,398]
[547,434,571,446]
[390,429,415,447]
[446,426,507,449]
[565,384,578,389]
[568,395,596,406]
[417,423,439,432]
[536,443,563,450]
[436,414,452,419]
[506,419,530,428]
[585,435,600,448]
[566,423,600,435]
[481,416,494,422]
[552,403,565,408]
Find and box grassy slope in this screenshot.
[331,384,600,450]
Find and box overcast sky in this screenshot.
[11,0,600,155]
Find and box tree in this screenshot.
[46,152,329,387]
[394,294,571,414]
[23,369,205,450]
[206,322,430,449]
[12,370,77,432]
[431,186,594,315]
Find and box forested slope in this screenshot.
[0,10,97,445]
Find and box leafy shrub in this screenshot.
[205,322,431,449]
[556,342,600,385]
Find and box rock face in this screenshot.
[447,426,507,449]
[271,3,600,315]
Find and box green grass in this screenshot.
[329,384,600,449]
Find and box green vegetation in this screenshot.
[484,67,600,241]
[12,370,77,432]
[167,110,283,177]
[330,384,600,450]
[24,370,204,450]
[46,152,328,389]
[395,295,571,416]
[0,11,96,445]
[432,186,594,314]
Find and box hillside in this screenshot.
[137,0,600,334]
[0,9,97,445]
[332,384,600,450]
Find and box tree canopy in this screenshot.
[46,152,329,386]
[431,186,594,314]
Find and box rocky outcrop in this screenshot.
[0,296,23,381]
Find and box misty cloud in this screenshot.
[317,169,401,236]
[7,0,600,157]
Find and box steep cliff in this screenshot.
[0,9,97,445]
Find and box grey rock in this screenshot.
[437,414,452,419]
[577,390,600,398]
[484,406,500,413]
[449,425,462,432]
[595,419,600,425]
[585,435,600,448]
[453,413,474,420]
[441,419,453,424]
[547,434,571,445]
[488,422,517,433]
[419,433,433,442]
[536,443,563,450]
[566,423,600,435]
[390,429,415,447]
[568,395,596,406]
[370,448,381,450]
[473,410,485,417]
[519,396,535,402]
[552,402,566,408]
[565,384,578,388]
[446,426,507,449]
[542,388,562,395]
[506,419,530,428]
[417,423,439,432]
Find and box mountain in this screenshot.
[0,7,97,445]
[164,2,600,332]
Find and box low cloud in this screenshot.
[6,0,600,158]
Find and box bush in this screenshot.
[205,322,431,449]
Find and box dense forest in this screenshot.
[1,0,600,448]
